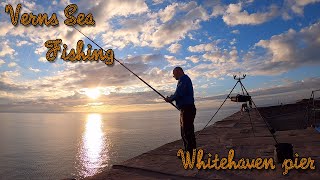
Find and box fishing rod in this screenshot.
[70,24,276,144]
[63,23,179,110]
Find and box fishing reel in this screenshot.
[233,74,246,80]
[230,94,252,112]
[230,74,252,109]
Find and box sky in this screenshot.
[0,0,320,113]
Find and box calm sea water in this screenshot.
[0,108,238,179]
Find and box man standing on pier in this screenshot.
[164,67,197,153]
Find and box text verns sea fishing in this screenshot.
[4,3,114,65]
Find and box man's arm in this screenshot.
[164,79,186,102]
[164,94,176,102]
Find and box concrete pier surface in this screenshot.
[87,102,320,179]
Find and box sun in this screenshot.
[85,88,101,99]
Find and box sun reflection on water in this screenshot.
[78,113,107,178]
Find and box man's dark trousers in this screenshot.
[180,104,196,152]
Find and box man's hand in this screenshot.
[164,96,172,102]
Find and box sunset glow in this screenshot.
[78,113,106,177]
[0,1,319,113]
[85,88,101,99]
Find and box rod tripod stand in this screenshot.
[232,75,255,137]
[197,74,278,144]
[196,75,297,163]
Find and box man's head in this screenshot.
[173,66,185,80]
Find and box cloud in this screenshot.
[203,48,238,63]
[222,3,279,26]
[81,0,149,37]
[0,70,27,94]
[211,4,226,17]
[209,0,320,24]
[16,40,32,46]
[29,67,41,72]
[1,70,20,78]
[158,3,179,23]
[0,41,15,57]
[1,0,319,113]
[0,22,13,36]
[164,55,187,67]
[70,0,148,26]
[0,59,5,66]
[188,41,221,53]
[0,52,175,106]
[285,0,320,15]
[0,87,175,113]
[38,57,47,63]
[0,58,177,113]
[152,0,164,5]
[1,0,38,12]
[150,2,209,47]
[198,77,320,103]
[230,38,237,45]
[59,0,70,6]
[185,22,320,79]
[250,77,320,97]
[246,22,320,75]
[0,78,30,93]
[191,43,239,64]
[101,16,155,49]
[0,0,149,55]
[71,62,150,88]
[185,55,199,63]
[231,30,240,34]
[102,1,210,49]
[125,54,164,65]
[100,0,148,17]
[1,21,84,55]
[185,46,240,80]
[167,43,182,53]
[8,62,17,67]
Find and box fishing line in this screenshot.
[56,14,178,110]
[196,80,239,137]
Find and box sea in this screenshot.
[0,107,239,179]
